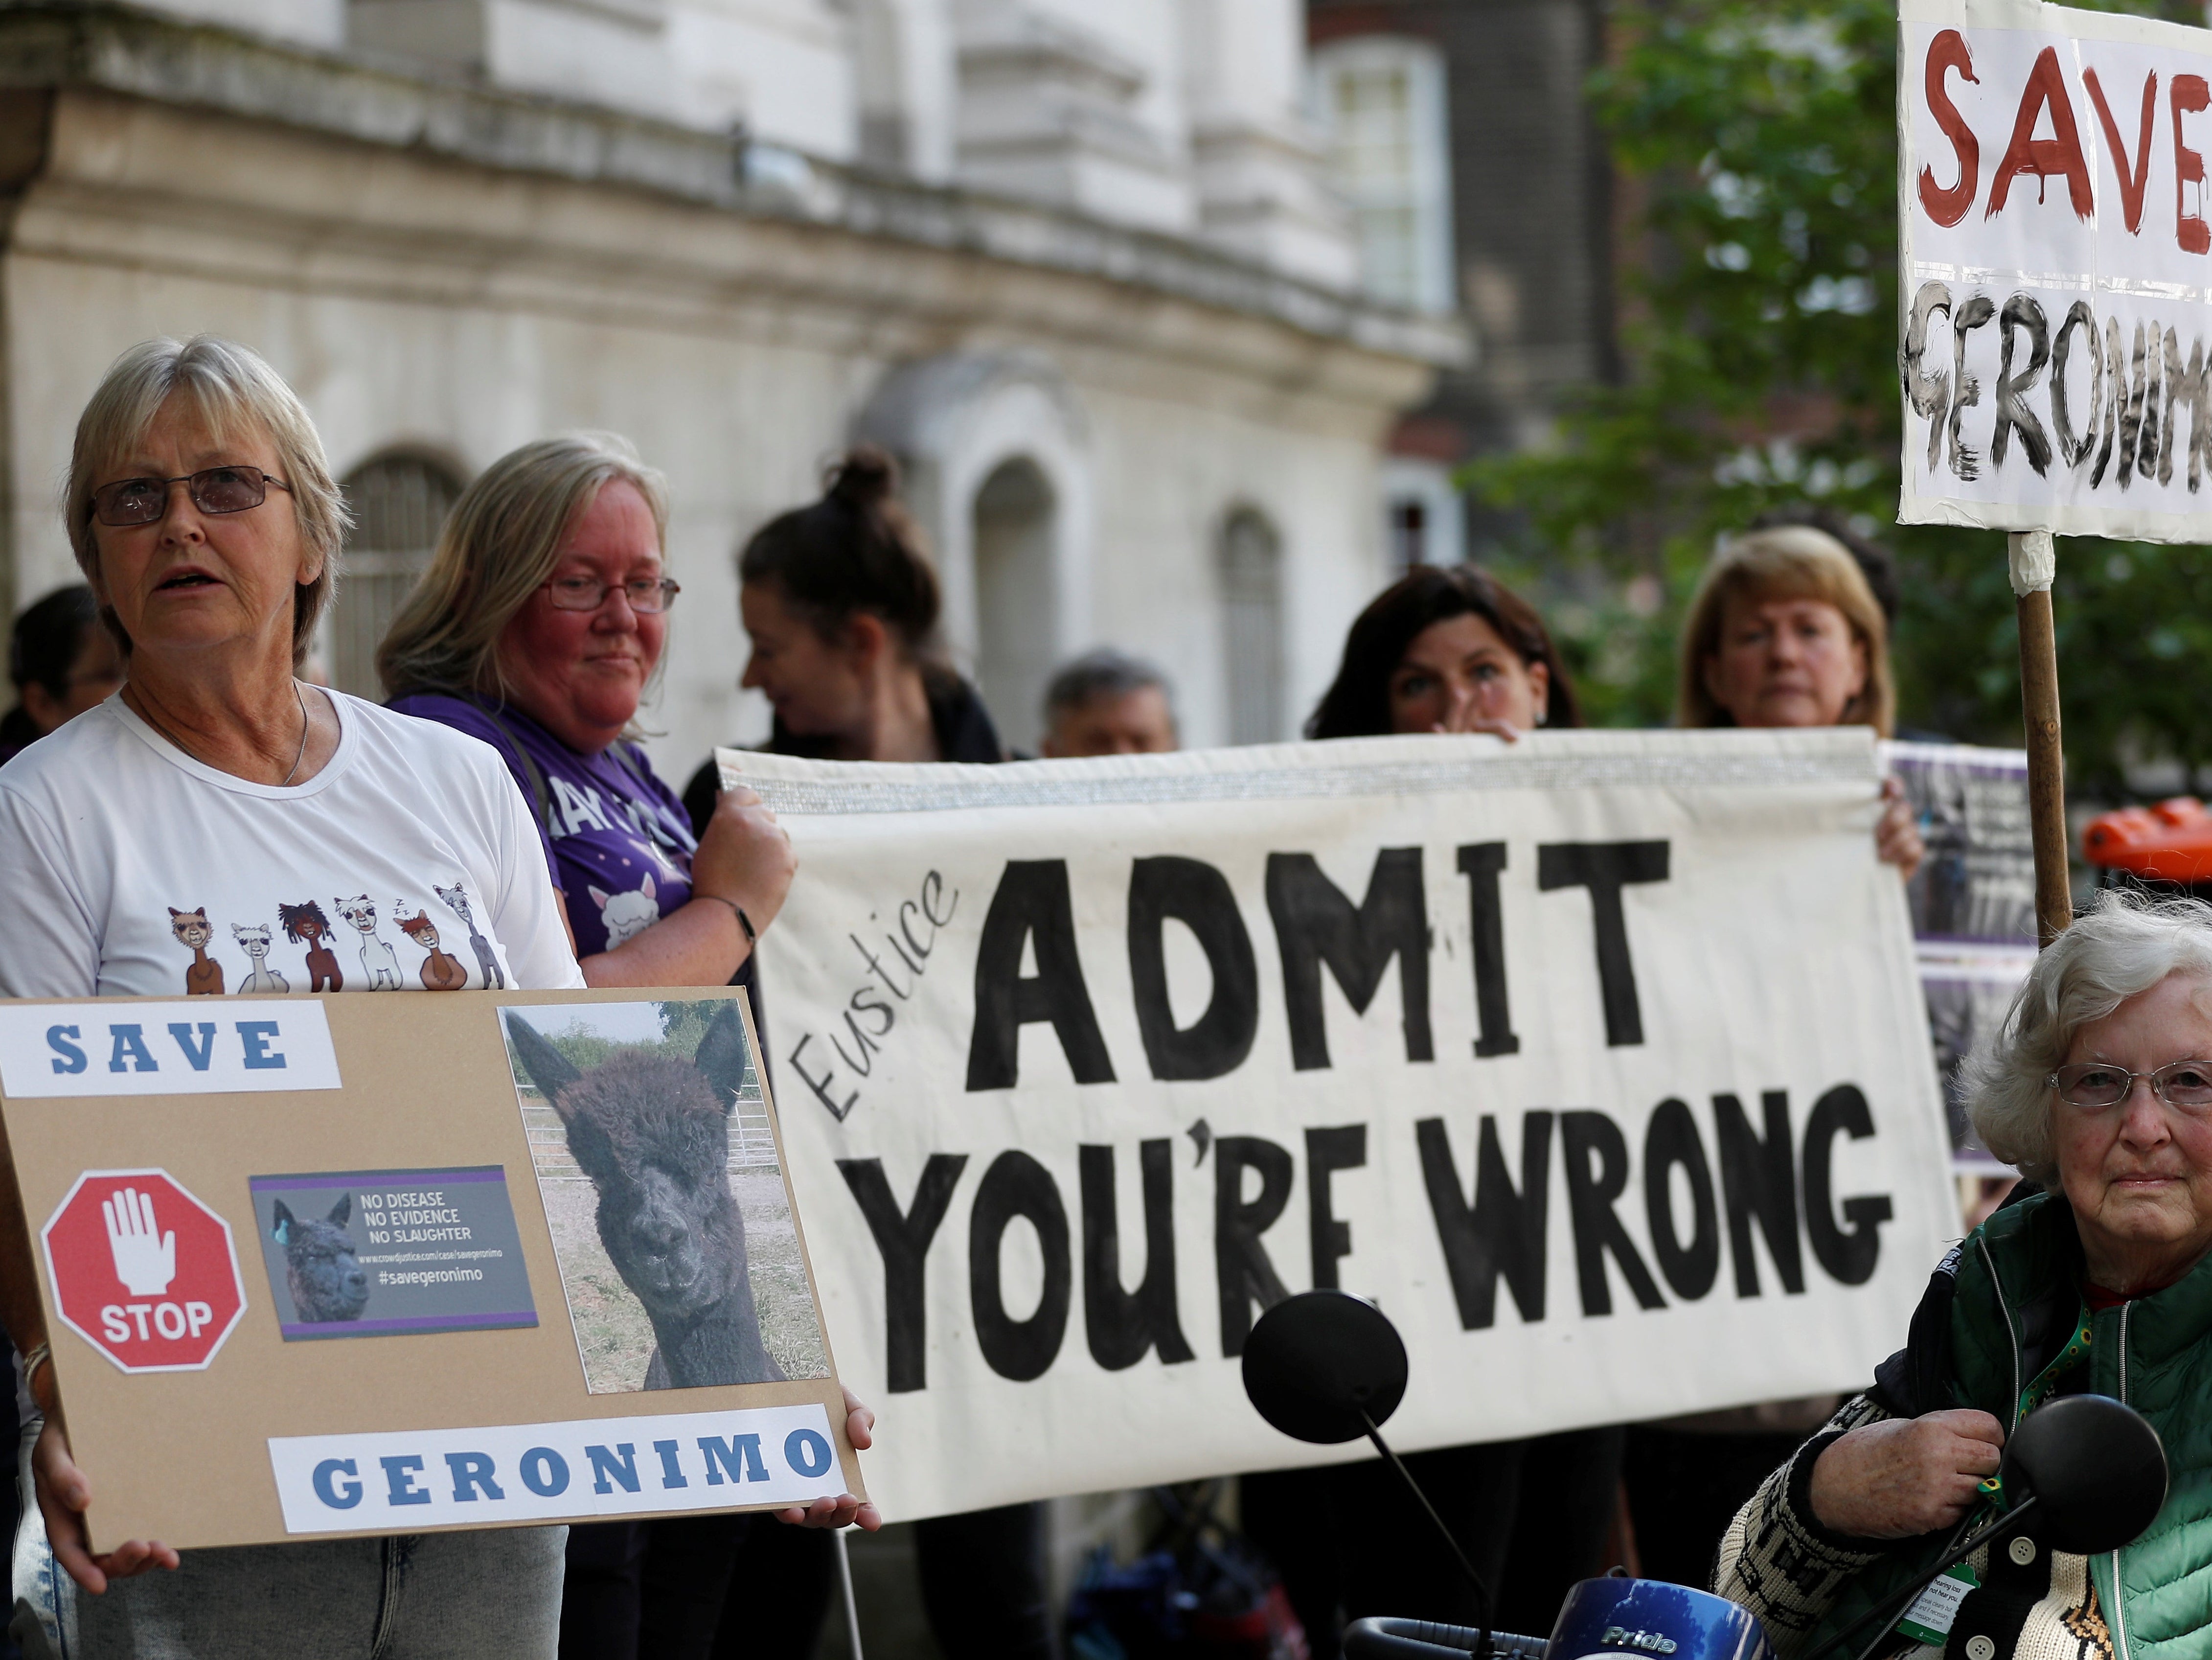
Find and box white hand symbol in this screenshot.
[103,1187,176,1297]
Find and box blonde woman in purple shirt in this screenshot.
[379,434,877,1660]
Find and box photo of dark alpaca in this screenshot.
[503,1002,786,1389]
[272,1194,369,1323]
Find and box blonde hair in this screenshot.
[1675,526,1895,737]
[1961,889,2212,1185]
[376,433,668,700]
[64,336,348,666]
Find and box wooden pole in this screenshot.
[2010,532,2071,947]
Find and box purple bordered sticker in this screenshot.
[248,1167,537,1340]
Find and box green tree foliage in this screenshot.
[1470,0,2209,795]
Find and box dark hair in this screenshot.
[1044,647,1171,723]
[1747,504,1900,626]
[1305,564,1582,739]
[738,445,941,656]
[10,584,100,699]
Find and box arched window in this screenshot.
[327,452,465,699]
[1219,508,1283,745]
[1310,36,1455,314]
[972,457,1059,753]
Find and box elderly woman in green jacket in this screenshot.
[1717,889,2212,1660]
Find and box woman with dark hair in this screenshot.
[1239,564,1621,1658]
[1305,562,1580,741]
[0,583,124,762]
[679,446,1000,828]
[685,448,1049,1660]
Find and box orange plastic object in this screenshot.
[2081,797,2212,880]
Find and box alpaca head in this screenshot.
[278,900,330,945]
[273,1194,368,1323]
[168,907,211,950]
[434,882,474,924]
[396,911,440,949]
[503,1004,752,1327]
[232,922,272,958]
[336,896,379,936]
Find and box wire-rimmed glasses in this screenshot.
[92,466,292,527]
[2049,1059,2212,1112]
[542,575,682,615]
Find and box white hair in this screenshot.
[1963,888,2212,1183]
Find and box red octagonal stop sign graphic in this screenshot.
[42,1170,245,1373]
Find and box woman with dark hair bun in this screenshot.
[685,449,1048,1660]
[1306,562,1580,740]
[1242,564,1620,1657]
[0,583,124,763]
[681,446,1000,824]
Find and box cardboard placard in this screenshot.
[0,988,859,1551]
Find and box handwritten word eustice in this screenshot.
[787,869,957,1122]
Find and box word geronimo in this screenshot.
[267,1403,847,1532]
[1903,285,2209,490]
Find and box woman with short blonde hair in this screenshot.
[63,335,350,669]
[0,334,587,1655]
[1676,524,1896,737]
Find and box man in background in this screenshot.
[1040,647,1178,756]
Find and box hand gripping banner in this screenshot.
[723,731,1956,1520]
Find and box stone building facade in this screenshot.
[1307,0,1615,567]
[0,0,1459,768]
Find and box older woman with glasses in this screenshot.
[0,336,593,1654]
[383,435,799,994]
[380,437,872,1660]
[1715,889,2212,1660]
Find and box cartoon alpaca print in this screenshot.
[395,909,468,991]
[230,923,290,993]
[335,896,403,991]
[589,874,660,949]
[434,882,504,990]
[168,907,224,996]
[278,900,342,992]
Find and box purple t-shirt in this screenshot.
[388,693,696,960]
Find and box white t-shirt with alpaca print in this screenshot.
[0,691,585,1001]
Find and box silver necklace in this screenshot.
[279,681,311,786]
[132,679,314,786]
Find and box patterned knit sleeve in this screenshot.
[1712,1393,1896,1656]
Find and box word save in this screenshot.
[0,1000,342,1097]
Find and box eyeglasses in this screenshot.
[2049,1059,2212,1111]
[542,575,682,615]
[91,467,292,527]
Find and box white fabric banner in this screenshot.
[724,731,1956,1521]
[1899,0,2212,540]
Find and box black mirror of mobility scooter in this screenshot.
[1242,1290,1409,1444]
[2002,1393,2168,1555]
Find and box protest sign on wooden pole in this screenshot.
[1897,0,2212,943]
[2009,532,2071,945]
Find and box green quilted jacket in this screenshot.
[1715,1191,2212,1660]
